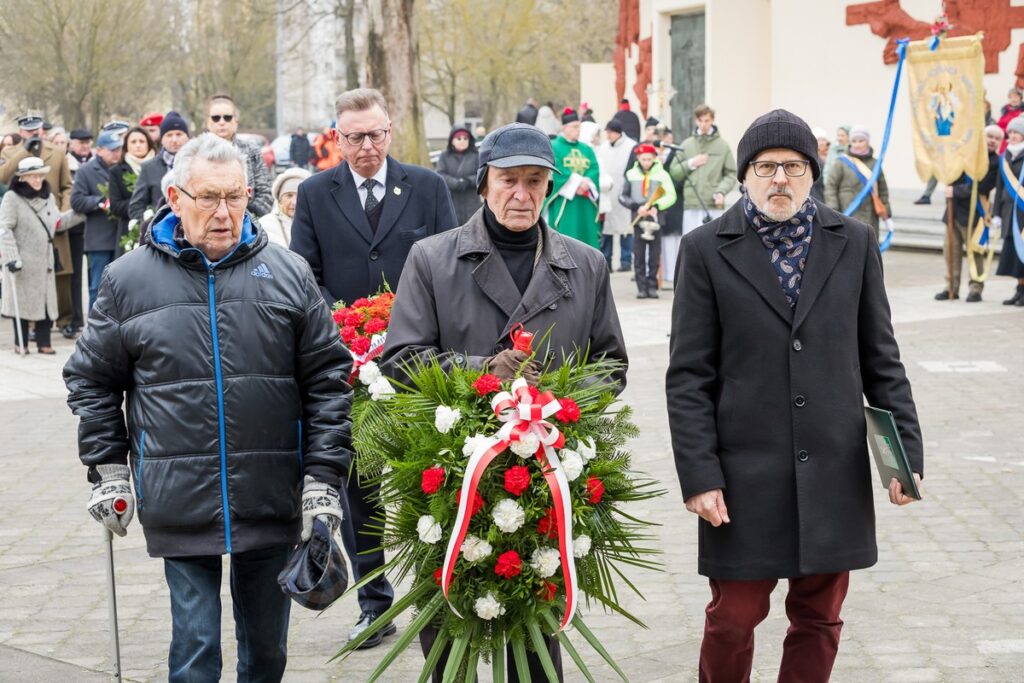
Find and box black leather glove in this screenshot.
[5,260,22,273]
[485,349,540,383]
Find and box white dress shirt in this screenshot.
[350,160,388,210]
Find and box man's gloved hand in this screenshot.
[87,464,135,537]
[301,475,343,542]
[5,260,22,272]
[485,349,540,384]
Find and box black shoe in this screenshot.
[61,324,81,339]
[913,195,931,205]
[349,610,397,650]
[647,285,660,299]
[636,289,649,299]
[934,290,959,301]
[617,265,632,272]
[965,292,982,303]
[1003,285,1024,306]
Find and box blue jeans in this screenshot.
[600,234,633,268]
[164,545,291,683]
[86,250,114,310]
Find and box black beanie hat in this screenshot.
[561,107,579,125]
[605,119,623,134]
[159,111,190,139]
[736,109,820,181]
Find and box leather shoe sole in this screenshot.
[355,621,397,650]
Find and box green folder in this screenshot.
[864,406,921,500]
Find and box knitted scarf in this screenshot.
[742,191,816,308]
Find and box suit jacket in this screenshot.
[128,155,170,221]
[665,199,922,580]
[289,156,457,306]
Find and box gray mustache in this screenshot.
[767,188,793,198]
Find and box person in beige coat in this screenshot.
[0,157,66,354]
[260,167,311,247]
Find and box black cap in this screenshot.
[736,109,821,181]
[476,123,560,191]
[645,117,659,128]
[16,115,44,131]
[561,107,579,125]
[42,121,53,131]
[605,119,624,134]
[70,128,93,141]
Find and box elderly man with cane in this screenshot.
[65,133,355,683]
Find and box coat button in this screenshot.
[369,250,380,260]
[797,450,809,462]
[794,395,806,407]
[792,339,802,351]
[454,354,465,365]
[549,302,558,310]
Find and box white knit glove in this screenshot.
[300,475,343,542]
[87,464,135,537]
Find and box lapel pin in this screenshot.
[393,186,402,196]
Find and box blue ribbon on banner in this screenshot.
[929,35,940,51]
[998,154,1024,265]
[842,38,908,253]
[963,175,989,245]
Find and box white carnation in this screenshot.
[573,535,592,558]
[142,208,154,221]
[462,433,489,457]
[491,498,526,533]
[559,449,584,481]
[509,432,540,458]
[474,592,506,620]
[368,376,395,401]
[358,360,381,386]
[434,405,461,434]
[529,547,561,578]
[416,514,442,544]
[461,535,493,562]
[579,436,597,462]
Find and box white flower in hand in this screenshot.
[434,405,461,434]
[462,433,489,457]
[474,592,506,620]
[579,436,597,463]
[529,547,561,578]
[461,535,493,562]
[510,432,540,458]
[368,376,395,401]
[573,535,592,558]
[559,449,584,481]
[417,514,442,544]
[358,360,381,386]
[491,498,525,533]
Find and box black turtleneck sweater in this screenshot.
[483,202,539,295]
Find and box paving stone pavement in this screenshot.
[0,249,1021,682]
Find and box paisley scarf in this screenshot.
[743,191,816,309]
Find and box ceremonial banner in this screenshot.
[906,34,987,185]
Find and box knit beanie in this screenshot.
[1006,115,1024,138]
[849,125,870,142]
[561,107,579,125]
[736,109,821,181]
[159,111,190,139]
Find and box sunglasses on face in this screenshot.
[210,114,234,123]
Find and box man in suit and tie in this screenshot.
[289,87,458,648]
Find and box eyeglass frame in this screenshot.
[335,127,390,147]
[749,159,811,178]
[176,185,250,211]
[209,114,235,123]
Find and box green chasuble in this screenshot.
[546,136,601,248]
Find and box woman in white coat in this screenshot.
[260,167,311,247]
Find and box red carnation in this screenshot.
[457,489,485,516]
[473,373,502,396]
[433,567,443,586]
[378,292,396,303]
[332,309,345,325]
[344,310,366,327]
[555,397,580,423]
[536,507,557,539]
[349,335,371,356]
[363,317,387,335]
[494,550,522,579]
[421,466,445,495]
[352,297,371,308]
[503,465,531,496]
[339,325,357,344]
[586,476,605,504]
[538,580,557,602]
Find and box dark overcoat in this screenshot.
[289,156,458,306]
[380,208,628,390]
[666,199,923,580]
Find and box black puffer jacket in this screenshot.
[64,211,354,558]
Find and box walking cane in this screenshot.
[8,268,25,355]
[104,496,128,683]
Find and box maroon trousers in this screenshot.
[699,572,850,683]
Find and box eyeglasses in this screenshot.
[176,186,248,210]
[209,114,235,123]
[750,160,811,178]
[337,128,388,146]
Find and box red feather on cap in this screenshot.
[563,107,574,115]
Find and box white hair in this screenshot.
[172,132,247,189]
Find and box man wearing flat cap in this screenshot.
[666,109,924,682]
[382,121,627,682]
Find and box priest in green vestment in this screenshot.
[546,108,601,248]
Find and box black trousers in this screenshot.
[633,225,662,292]
[339,472,394,613]
[68,227,85,329]
[13,315,51,349]
[418,624,563,682]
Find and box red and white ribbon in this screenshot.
[441,377,579,630]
